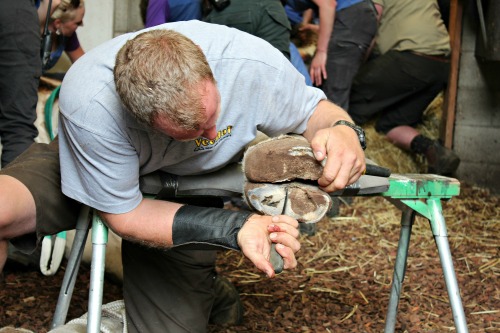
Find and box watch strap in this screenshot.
[333,120,367,150]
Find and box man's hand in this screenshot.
[302,100,366,193]
[299,23,320,33]
[309,51,327,86]
[310,125,366,192]
[237,214,300,278]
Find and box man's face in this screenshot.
[154,80,221,141]
[58,7,85,37]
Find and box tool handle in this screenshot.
[269,186,288,274]
[270,243,284,274]
[365,164,391,177]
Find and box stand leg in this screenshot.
[51,205,91,329]
[427,199,469,333]
[384,209,416,333]
[87,212,108,333]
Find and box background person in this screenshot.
[348,0,460,175]
[142,0,313,85]
[38,0,85,72]
[3,0,86,270]
[286,0,378,110]
[202,0,312,84]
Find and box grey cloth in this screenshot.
[49,300,127,333]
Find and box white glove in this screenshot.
[40,232,67,276]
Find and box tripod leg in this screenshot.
[51,205,91,329]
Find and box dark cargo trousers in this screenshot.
[0,0,41,167]
[123,242,219,333]
[349,50,450,133]
[321,0,378,111]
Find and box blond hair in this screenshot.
[51,0,84,22]
[114,29,215,130]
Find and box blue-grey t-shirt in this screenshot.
[59,20,326,214]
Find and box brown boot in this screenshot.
[426,141,461,176]
[209,275,244,325]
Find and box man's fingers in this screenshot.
[274,243,298,270]
[271,215,299,229]
[258,244,297,278]
[318,153,341,189]
[347,163,365,185]
[240,214,301,278]
[270,230,301,253]
[269,221,300,239]
[246,250,276,278]
[315,70,322,86]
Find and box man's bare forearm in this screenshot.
[302,100,354,141]
[100,198,181,248]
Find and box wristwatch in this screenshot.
[333,120,367,150]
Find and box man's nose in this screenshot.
[203,126,217,140]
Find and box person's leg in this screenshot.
[387,127,460,175]
[0,175,37,273]
[350,51,447,126]
[386,125,460,176]
[0,175,37,237]
[0,139,82,271]
[351,52,459,174]
[0,0,41,167]
[122,241,219,333]
[377,56,459,175]
[349,52,410,125]
[322,0,377,110]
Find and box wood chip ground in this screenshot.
[1,183,498,332]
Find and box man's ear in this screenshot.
[53,19,62,31]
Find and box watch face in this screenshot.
[357,127,366,150]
